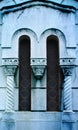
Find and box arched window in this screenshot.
[47,35,63,111]
[19,35,31,111]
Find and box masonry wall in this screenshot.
[73,8,78,111]
[0,1,77,111]
[0,1,78,130]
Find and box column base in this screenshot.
[63,110,73,113]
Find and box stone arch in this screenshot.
[10,28,38,58]
[39,28,67,58]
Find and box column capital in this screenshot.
[30,58,46,79]
[4,66,17,76]
[2,58,18,76]
[32,65,45,79]
[60,58,76,76]
[62,66,74,76]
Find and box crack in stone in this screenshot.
[12,0,17,4]
[60,0,65,4]
[17,9,24,19]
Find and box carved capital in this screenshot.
[2,58,18,76]
[62,66,73,76]
[60,58,75,76]
[31,58,46,79]
[4,66,17,76]
[32,66,45,79]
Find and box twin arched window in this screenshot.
[19,35,63,111]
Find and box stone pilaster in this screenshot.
[31,58,46,111]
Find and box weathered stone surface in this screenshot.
[0,0,78,130]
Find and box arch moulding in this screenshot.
[2,28,38,58]
[39,28,67,59]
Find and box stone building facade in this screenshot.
[0,0,78,130]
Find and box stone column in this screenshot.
[60,58,75,112]
[4,66,17,112]
[2,58,18,112]
[62,66,73,112]
[60,58,76,130]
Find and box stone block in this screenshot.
[31,89,46,111]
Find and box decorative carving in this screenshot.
[4,66,17,76]
[32,66,45,79]
[60,58,75,66]
[2,58,18,66]
[62,67,73,76]
[31,58,47,66]
[31,58,46,79]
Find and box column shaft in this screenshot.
[4,66,17,112]
[63,75,72,111]
[6,75,15,111]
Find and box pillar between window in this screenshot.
[2,58,18,112]
[30,58,46,110]
[31,58,46,86]
[60,58,75,112]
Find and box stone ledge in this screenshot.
[2,58,18,66]
[0,1,76,14]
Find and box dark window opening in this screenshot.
[19,35,31,111]
[47,35,63,111]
